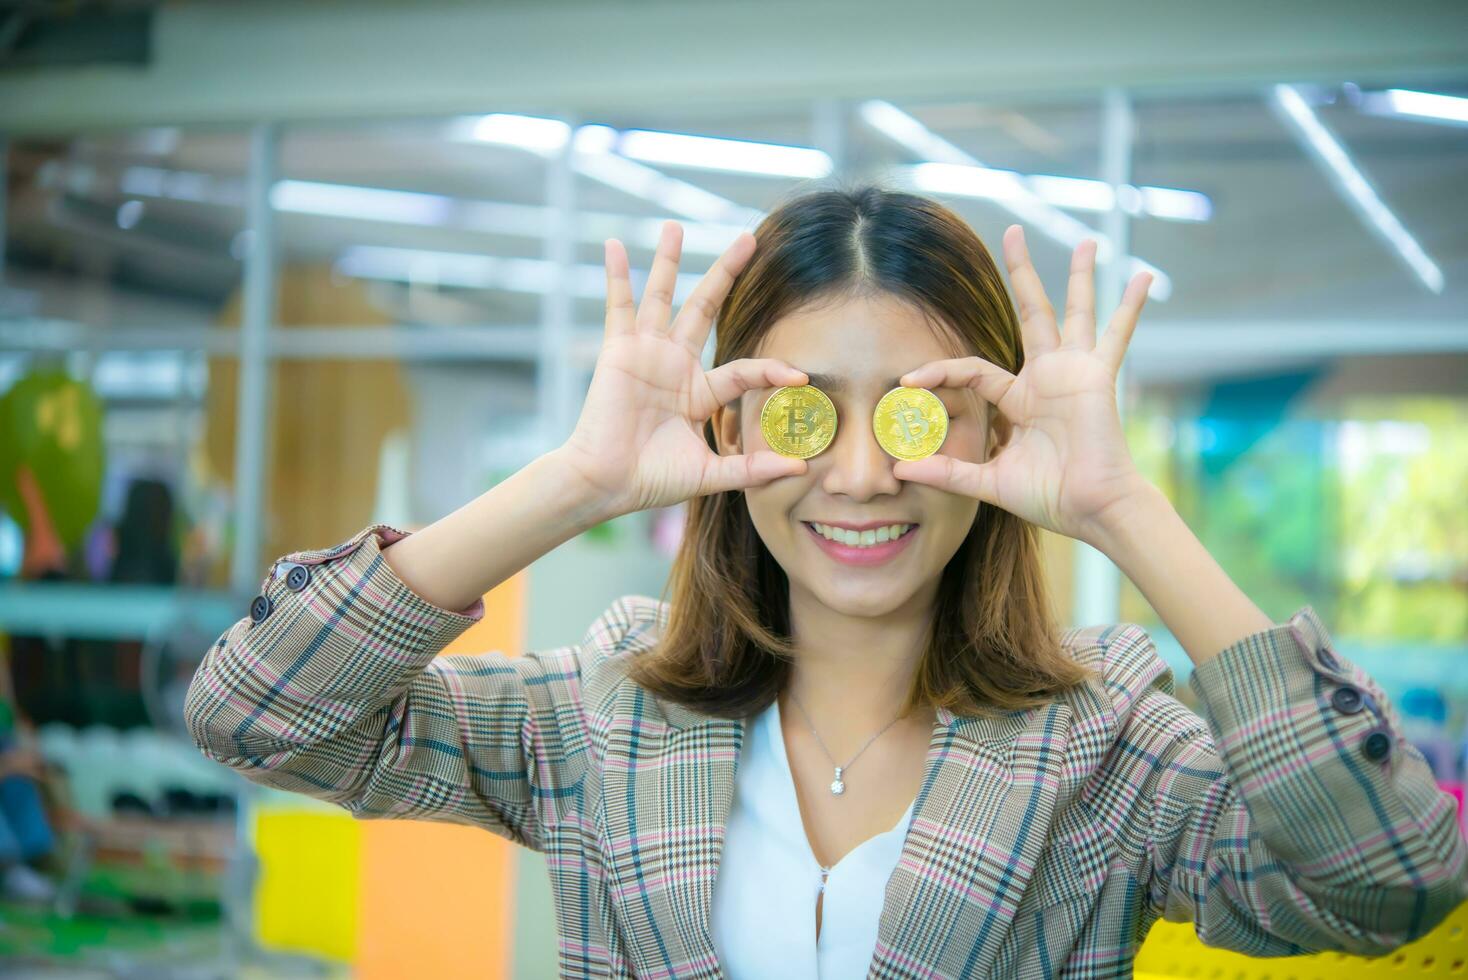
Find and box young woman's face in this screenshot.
[716,292,1003,620]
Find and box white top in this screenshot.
[711,697,918,979]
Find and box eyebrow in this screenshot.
[800,371,904,393]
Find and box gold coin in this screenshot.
[873,386,949,460]
[759,385,837,459]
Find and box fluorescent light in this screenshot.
[120,166,169,197]
[617,129,833,178]
[571,125,619,154]
[862,100,1172,300]
[112,163,754,257]
[910,163,1030,202]
[121,165,237,205]
[469,113,572,153]
[270,180,454,225]
[913,164,1210,223]
[1139,186,1212,222]
[335,245,705,300]
[571,126,763,224]
[453,115,768,222]
[1026,174,1116,212]
[1271,84,1444,294]
[1114,184,1143,215]
[460,112,832,178]
[1384,88,1468,125]
[908,163,1108,260]
[859,100,973,165]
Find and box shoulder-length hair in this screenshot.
[626,182,1092,721]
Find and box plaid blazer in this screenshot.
[186,522,1468,979]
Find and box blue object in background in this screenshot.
[1197,370,1320,480]
[1398,686,1456,781]
[0,772,56,865]
[0,730,57,866]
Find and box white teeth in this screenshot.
[810,522,914,547]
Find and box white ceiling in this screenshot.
[2,1,1465,385]
[9,89,1466,319]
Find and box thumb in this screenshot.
[700,449,807,496]
[892,454,1001,506]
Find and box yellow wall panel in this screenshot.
[253,807,362,963]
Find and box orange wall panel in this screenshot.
[354,571,527,980]
[356,819,519,980]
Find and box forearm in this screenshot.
[1086,481,1273,668]
[381,449,619,613]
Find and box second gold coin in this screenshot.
[873,386,949,460]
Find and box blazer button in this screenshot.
[249,593,272,624]
[1330,685,1364,714]
[1361,729,1392,762]
[285,563,311,592]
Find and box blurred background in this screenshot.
[0,1,1464,977]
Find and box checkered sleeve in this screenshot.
[1120,605,1468,956]
[184,522,623,851]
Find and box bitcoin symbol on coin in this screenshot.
[759,385,837,459]
[873,387,949,460]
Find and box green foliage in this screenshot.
[1122,391,1466,644]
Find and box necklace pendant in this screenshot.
[830,766,845,796]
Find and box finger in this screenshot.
[701,449,807,496]
[1001,225,1060,357]
[604,239,636,340]
[637,220,684,335]
[899,356,1019,422]
[891,454,999,506]
[694,357,809,421]
[1096,269,1154,375]
[1061,238,1098,350]
[670,231,757,353]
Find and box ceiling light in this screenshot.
[863,101,1172,300]
[270,180,454,225]
[1271,84,1444,293]
[468,113,572,153]
[617,129,833,178]
[1383,88,1468,125]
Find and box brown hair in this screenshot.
[626,182,1092,721]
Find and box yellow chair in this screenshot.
[1136,901,1468,978]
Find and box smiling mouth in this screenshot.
[802,521,919,549]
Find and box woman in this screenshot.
[185,186,1466,978]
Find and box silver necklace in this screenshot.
[787,689,905,796]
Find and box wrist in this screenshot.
[543,447,630,528]
[1079,478,1171,559]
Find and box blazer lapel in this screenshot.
[598,688,744,980]
[868,700,1074,979]
[605,691,1072,980]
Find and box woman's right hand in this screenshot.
[557,220,810,517]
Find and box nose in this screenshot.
[818,404,902,501]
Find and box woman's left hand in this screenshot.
[892,225,1157,547]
